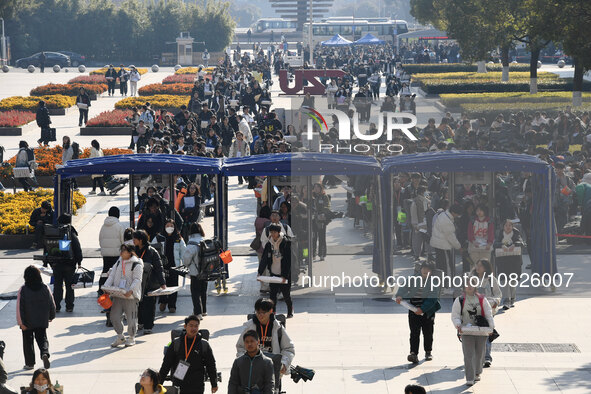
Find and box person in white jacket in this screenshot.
[451,283,494,386]
[470,259,501,368]
[182,223,209,319]
[237,115,253,143]
[89,139,106,195]
[430,204,462,279]
[98,207,126,292]
[129,66,141,96]
[236,298,295,390]
[103,244,144,348]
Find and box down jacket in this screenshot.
[430,210,461,250]
[103,256,144,301]
[99,216,126,257]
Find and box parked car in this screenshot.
[57,51,86,66]
[15,52,71,68]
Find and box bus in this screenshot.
[303,17,408,46]
[253,18,298,34]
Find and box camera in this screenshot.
[289,365,315,383]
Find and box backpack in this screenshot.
[188,238,222,281]
[43,224,74,261]
[140,247,163,293]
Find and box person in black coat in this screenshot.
[17,265,56,370]
[133,229,166,334]
[29,201,53,249]
[36,101,52,146]
[258,224,293,317]
[159,315,218,394]
[105,65,117,96]
[51,214,83,313]
[76,87,91,127]
[494,219,523,309]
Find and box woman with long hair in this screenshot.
[25,368,55,394]
[153,219,186,313]
[89,139,105,195]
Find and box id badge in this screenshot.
[173,360,190,381]
[119,279,127,289]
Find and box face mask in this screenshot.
[165,227,175,234]
[34,384,49,391]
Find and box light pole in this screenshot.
[0,18,6,67]
[308,0,314,67]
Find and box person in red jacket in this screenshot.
[467,204,494,271]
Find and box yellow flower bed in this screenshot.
[440,92,591,107]
[90,67,148,75]
[0,95,76,111]
[0,189,86,235]
[175,66,216,75]
[114,95,190,110]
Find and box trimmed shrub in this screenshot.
[86,110,132,127]
[0,95,76,111]
[114,95,190,110]
[138,83,193,96]
[403,63,531,74]
[163,74,196,84]
[68,75,111,85]
[440,92,591,107]
[31,83,107,97]
[0,111,36,127]
[90,67,148,75]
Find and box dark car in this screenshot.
[15,52,71,68]
[57,51,86,67]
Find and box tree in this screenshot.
[544,0,591,106]
[189,0,235,53]
[229,2,261,28]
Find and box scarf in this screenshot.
[502,230,514,246]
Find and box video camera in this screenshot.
[289,365,315,383]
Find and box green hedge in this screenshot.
[440,92,591,107]
[403,63,531,74]
[460,102,591,122]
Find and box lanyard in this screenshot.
[260,322,270,348]
[140,249,146,260]
[122,260,126,276]
[185,335,197,361]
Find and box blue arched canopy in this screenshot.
[381,151,556,276]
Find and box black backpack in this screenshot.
[43,224,74,261]
[141,247,163,293]
[188,238,223,281]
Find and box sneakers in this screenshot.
[202,312,207,317]
[66,308,73,313]
[466,381,474,386]
[196,314,204,321]
[407,352,419,364]
[42,354,50,369]
[111,336,126,348]
[483,361,491,368]
[98,191,106,196]
[125,337,136,347]
[159,303,166,312]
[23,365,34,370]
[475,374,481,381]
[425,352,433,361]
[169,307,176,313]
[88,190,96,195]
[215,281,221,294]
[143,329,152,335]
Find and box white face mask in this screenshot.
[34,384,49,391]
[165,227,175,234]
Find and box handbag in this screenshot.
[71,267,95,289]
[250,234,262,251]
[488,329,500,343]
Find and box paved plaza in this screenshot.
[0,66,590,393]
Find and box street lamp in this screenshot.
[308,0,314,67]
[0,18,6,67]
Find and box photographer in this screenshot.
[236,298,295,383]
[228,330,274,394]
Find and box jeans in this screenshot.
[78,109,88,125]
[190,276,208,315]
[52,264,75,310]
[408,311,434,355]
[485,338,492,362]
[138,294,156,329]
[270,282,293,315]
[107,80,116,95]
[313,223,327,258]
[120,80,128,95]
[435,248,455,279]
[22,328,49,367]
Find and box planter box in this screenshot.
[0,234,35,249]
[80,126,130,135]
[48,108,67,116]
[0,127,22,136]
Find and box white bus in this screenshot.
[253,18,298,34]
[303,17,408,46]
